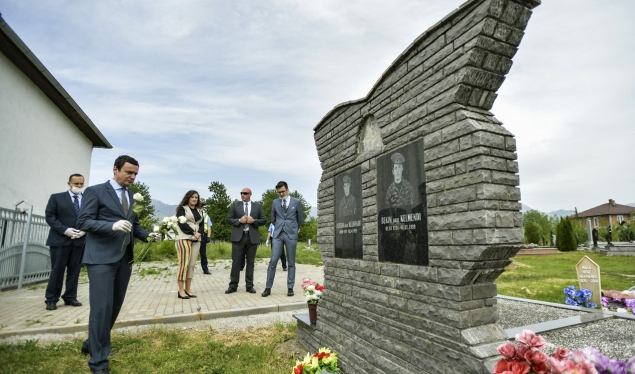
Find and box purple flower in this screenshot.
[608,359,627,374]
[582,347,610,371]
[602,296,610,307]
[624,298,635,308]
[613,297,623,303]
[625,356,635,372]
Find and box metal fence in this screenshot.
[0,202,51,290]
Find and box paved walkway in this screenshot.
[0,259,323,338]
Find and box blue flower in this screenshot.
[581,288,592,299]
[565,297,577,306]
[587,302,597,308]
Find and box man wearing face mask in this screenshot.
[43,174,87,311]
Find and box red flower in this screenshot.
[497,342,517,359]
[316,285,325,291]
[313,351,330,360]
[525,349,549,365]
[294,363,303,374]
[493,359,531,374]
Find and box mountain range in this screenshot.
[522,203,635,217]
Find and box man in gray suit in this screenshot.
[225,188,266,294]
[262,181,303,297]
[77,155,159,374]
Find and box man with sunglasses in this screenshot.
[226,188,266,294]
[263,181,303,297]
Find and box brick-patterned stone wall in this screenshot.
[300,0,540,373]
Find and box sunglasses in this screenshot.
[240,192,250,195]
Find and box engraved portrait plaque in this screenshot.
[334,166,363,259]
[377,139,428,265]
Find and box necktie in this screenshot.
[73,195,80,215]
[244,203,249,231]
[282,198,287,212]
[121,188,128,214]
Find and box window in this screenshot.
[618,215,624,223]
[593,217,599,227]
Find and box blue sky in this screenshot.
[2,0,634,212]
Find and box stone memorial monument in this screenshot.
[575,255,602,307]
[298,0,541,373]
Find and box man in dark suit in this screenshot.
[225,188,266,294]
[262,181,303,297]
[77,155,160,374]
[43,173,86,310]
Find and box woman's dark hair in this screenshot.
[176,190,202,212]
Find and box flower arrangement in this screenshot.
[564,285,597,308]
[302,277,324,304]
[120,193,146,252]
[293,348,340,374]
[494,329,635,374]
[133,215,186,263]
[602,295,635,314]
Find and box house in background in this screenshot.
[0,14,111,215]
[577,199,635,228]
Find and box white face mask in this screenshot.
[70,186,84,195]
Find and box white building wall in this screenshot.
[0,52,93,215]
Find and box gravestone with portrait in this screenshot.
[296,0,541,373]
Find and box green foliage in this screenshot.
[556,217,576,252]
[298,216,318,243]
[128,182,157,231]
[258,189,311,223]
[496,251,635,304]
[571,219,589,245]
[614,221,635,242]
[204,181,233,241]
[522,209,556,245]
[524,221,541,244]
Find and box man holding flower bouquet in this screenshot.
[77,155,160,374]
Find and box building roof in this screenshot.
[577,200,635,218]
[0,14,112,149]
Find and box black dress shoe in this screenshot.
[246,287,256,294]
[225,287,237,294]
[184,290,197,298]
[45,301,57,310]
[261,288,271,297]
[81,339,90,355]
[91,369,110,374]
[177,291,190,299]
[287,288,294,296]
[203,270,211,275]
[283,267,287,271]
[64,299,82,307]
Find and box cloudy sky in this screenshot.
[2,0,634,213]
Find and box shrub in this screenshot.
[556,217,576,252]
[524,221,541,244]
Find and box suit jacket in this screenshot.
[45,191,86,247]
[226,201,266,244]
[271,197,303,241]
[77,181,149,264]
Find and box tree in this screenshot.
[524,221,541,245]
[258,189,311,223]
[128,181,157,231]
[523,209,556,245]
[204,181,233,241]
[556,217,576,252]
[298,216,318,243]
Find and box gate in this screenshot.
[0,202,51,290]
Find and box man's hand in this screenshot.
[265,239,269,247]
[71,231,86,239]
[147,233,161,242]
[246,216,254,224]
[194,233,201,240]
[64,228,81,238]
[112,220,132,233]
[239,215,247,224]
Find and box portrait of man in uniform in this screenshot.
[385,152,414,208]
[338,174,357,217]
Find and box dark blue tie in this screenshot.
[282,199,287,212]
[73,195,80,215]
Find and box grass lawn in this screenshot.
[142,240,323,267]
[496,250,635,304]
[0,323,299,374]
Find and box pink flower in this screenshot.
[497,342,517,359]
[525,349,549,365]
[552,347,569,361]
[532,361,550,374]
[493,359,531,374]
[548,357,586,374]
[569,350,598,374]
[516,345,530,360]
[515,330,547,349]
